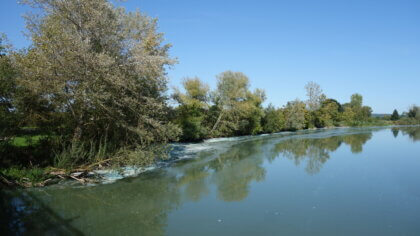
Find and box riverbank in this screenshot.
[2,122,419,188]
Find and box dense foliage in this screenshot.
[0,0,419,185]
[1,0,181,172]
[172,77,402,140]
[391,109,400,121]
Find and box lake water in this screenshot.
[1,126,420,235]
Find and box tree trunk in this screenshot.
[72,114,84,145]
[211,110,224,133]
[73,125,82,142]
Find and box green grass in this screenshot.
[11,135,48,147]
[1,167,51,183]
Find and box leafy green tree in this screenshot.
[341,106,356,124]
[315,99,341,127]
[0,34,18,137]
[210,71,249,134]
[360,106,373,121]
[350,93,363,108]
[304,82,327,128]
[237,89,266,135]
[342,93,371,124]
[210,71,265,136]
[391,109,400,121]
[284,99,307,130]
[173,77,209,141]
[14,0,180,164]
[408,105,419,119]
[262,104,285,133]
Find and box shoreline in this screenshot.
[3,124,419,189]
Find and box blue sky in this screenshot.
[1,0,420,113]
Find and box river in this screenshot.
[1,126,420,235]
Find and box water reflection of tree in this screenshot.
[177,166,210,202]
[273,136,340,174]
[177,140,267,202]
[8,138,269,234]
[342,133,372,153]
[4,130,379,234]
[273,133,372,174]
[391,128,399,138]
[398,127,420,141]
[210,141,266,202]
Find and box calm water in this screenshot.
[1,127,420,235]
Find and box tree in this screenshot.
[284,99,307,130]
[408,105,419,119]
[173,77,209,141]
[341,106,355,124]
[236,88,266,135]
[305,81,324,111]
[207,71,267,137]
[350,93,363,108]
[343,93,371,123]
[15,0,180,161]
[0,34,18,137]
[360,106,373,121]
[210,71,248,136]
[315,99,341,127]
[391,109,399,121]
[262,104,285,133]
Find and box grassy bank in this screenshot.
[1,118,418,188]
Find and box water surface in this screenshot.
[2,127,420,235]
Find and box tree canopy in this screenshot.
[391,109,400,121]
[15,0,180,148]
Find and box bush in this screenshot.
[0,167,50,183]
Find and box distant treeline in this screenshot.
[0,0,419,184]
[171,75,419,142]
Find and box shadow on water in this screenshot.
[0,188,83,235]
[3,127,419,235]
[2,170,183,235]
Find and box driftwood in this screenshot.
[69,175,86,184]
[2,160,113,188]
[48,169,99,185]
[0,174,15,187]
[0,175,32,188]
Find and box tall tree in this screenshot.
[210,71,250,135]
[15,0,179,152]
[0,34,18,137]
[262,104,285,133]
[391,109,399,121]
[408,105,419,119]
[350,93,363,108]
[305,81,324,111]
[315,99,341,127]
[209,71,266,136]
[173,77,209,141]
[284,99,307,130]
[237,88,266,135]
[344,93,371,123]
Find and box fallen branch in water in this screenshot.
[0,174,15,187]
[69,175,86,184]
[48,170,99,185]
